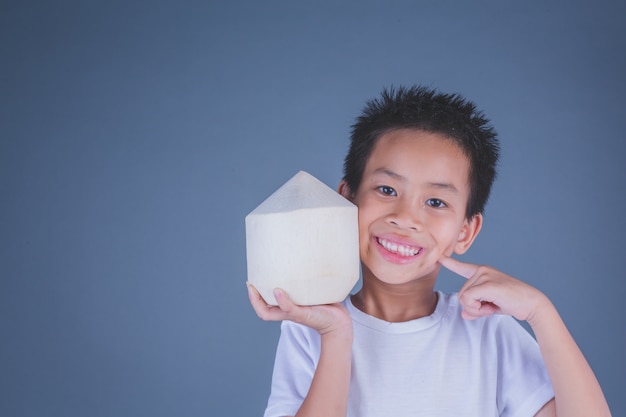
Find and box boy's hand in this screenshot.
[439,256,548,323]
[247,283,352,337]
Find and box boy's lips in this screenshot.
[374,236,423,263]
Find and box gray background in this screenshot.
[2,1,625,416]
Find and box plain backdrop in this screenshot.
[1,1,625,416]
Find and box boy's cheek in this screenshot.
[436,237,463,259]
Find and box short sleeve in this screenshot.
[264,321,321,417]
[495,316,555,417]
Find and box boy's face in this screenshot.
[339,129,482,287]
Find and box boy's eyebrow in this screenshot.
[372,167,460,193]
[427,182,460,193]
[373,168,405,181]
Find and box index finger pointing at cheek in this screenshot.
[439,256,479,280]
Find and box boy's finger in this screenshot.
[439,256,479,280]
[247,284,292,321]
[273,288,296,313]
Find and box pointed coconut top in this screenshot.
[248,171,354,215]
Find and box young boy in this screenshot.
[247,86,611,417]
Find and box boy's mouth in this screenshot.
[376,237,422,257]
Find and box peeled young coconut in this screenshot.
[245,171,360,306]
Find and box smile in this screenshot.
[377,237,421,257]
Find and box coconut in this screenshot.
[245,171,360,305]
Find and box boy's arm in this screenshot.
[439,257,612,417]
[248,284,353,417]
[529,296,608,417]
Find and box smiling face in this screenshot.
[339,129,482,288]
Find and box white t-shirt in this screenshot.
[264,292,554,417]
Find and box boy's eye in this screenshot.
[377,186,397,196]
[426,198,446,208]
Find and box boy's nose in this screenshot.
[388,201,424,231]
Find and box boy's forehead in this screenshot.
[370,129,467,164]
[365,129,471,187]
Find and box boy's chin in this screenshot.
[364,264,440,286]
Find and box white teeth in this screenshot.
[378,238,420,256]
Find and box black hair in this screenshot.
[343,85,500,219]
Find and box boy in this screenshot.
[247,86,611,416]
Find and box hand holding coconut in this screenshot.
[247,284,352,337]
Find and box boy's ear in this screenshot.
[454,213,483,255]
[337,180,353,201]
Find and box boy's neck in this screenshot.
[351,281,439,322]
